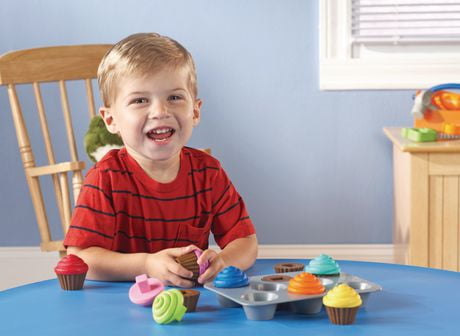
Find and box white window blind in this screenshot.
[320,0,460,90]
[352,0,460,44]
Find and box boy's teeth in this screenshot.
[152,128,172,134]
[147,127,175,141]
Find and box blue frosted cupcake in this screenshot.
[213,266,249,288]
[305,254,341,276]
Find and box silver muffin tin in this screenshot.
[204,272,382,320]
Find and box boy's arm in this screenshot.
[67,245,197,287]
[196,234,258,284]
[219,234,258,270]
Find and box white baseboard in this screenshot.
[253,244,394,263]
[0,244,394,291]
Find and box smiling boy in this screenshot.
[64,33,257,287]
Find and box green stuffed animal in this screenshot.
[84,116,124,162]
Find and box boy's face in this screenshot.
[100,66,201,165]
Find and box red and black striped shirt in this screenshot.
[64,147,255,253]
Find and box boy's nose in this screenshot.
[148,101,170,119]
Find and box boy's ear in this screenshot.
[99,107,119,134]
[192,99,202,127]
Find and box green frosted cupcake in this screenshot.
[305,254,340,276]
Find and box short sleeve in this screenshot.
[210,167,256,248]
[63,167,116,249]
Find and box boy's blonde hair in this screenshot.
[98,32,197,107]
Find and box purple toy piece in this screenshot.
[194,249,210,276]
[128,274,164,306]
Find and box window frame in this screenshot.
[319,0,460,90]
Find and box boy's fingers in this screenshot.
[166,272,194,288]
[197,269,214,284]
[168,245,199,257]
[198,264,220,284]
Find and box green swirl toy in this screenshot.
[152,289,187,324]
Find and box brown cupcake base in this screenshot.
[261,275,292,282]
[325,305,360,325]
[274,262,304,273]
[176,252,200,282]
[180,289,200,312]
[56,273,87,290]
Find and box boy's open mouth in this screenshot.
[146,127,175,142]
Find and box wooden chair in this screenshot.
[0,45,112,255]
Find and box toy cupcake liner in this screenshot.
[261,275,292,282]
[180,289,201,312]
[325,305,360,325]
[274,262,304,273]
[57,273,87,290]
[175,250,209,282]
[176,252,200,281]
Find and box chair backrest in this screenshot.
[0,45,112,254]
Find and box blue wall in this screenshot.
[0,0,413,246]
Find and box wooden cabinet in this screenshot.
[384,127,460,271]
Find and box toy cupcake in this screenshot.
[180,289,201,312]
[287,272,325,295]
[54,254,88,290]
[153,289,187,324]
[213,266,249,288]
[274,262,305,273]
[175,249,209,282]
[288,272,326,314]
[304,254,340,276]
[323,284,362,325]
[129,274,164,306]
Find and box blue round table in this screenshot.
[1,259,459,335]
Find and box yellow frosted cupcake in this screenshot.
[322,284,362,325]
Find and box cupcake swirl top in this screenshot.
[287,272,325,295]
[153,289,187,324]
[213,266,249,288]
[305,254,340,275]
[54,254,88,275]
[322,284,362,308]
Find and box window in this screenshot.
[320,0,460,90]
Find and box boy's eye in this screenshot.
[130,98,148,104]
[168,95,183,101]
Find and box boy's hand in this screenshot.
[144,245,198,288]
[196,249,227,284]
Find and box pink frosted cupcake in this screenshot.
[54,254,88,290]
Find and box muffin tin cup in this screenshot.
[205,272,381,321]
[346,280,373,306]
[243,303,278,320]
[217,294,241,308]
[289,297,323,314]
